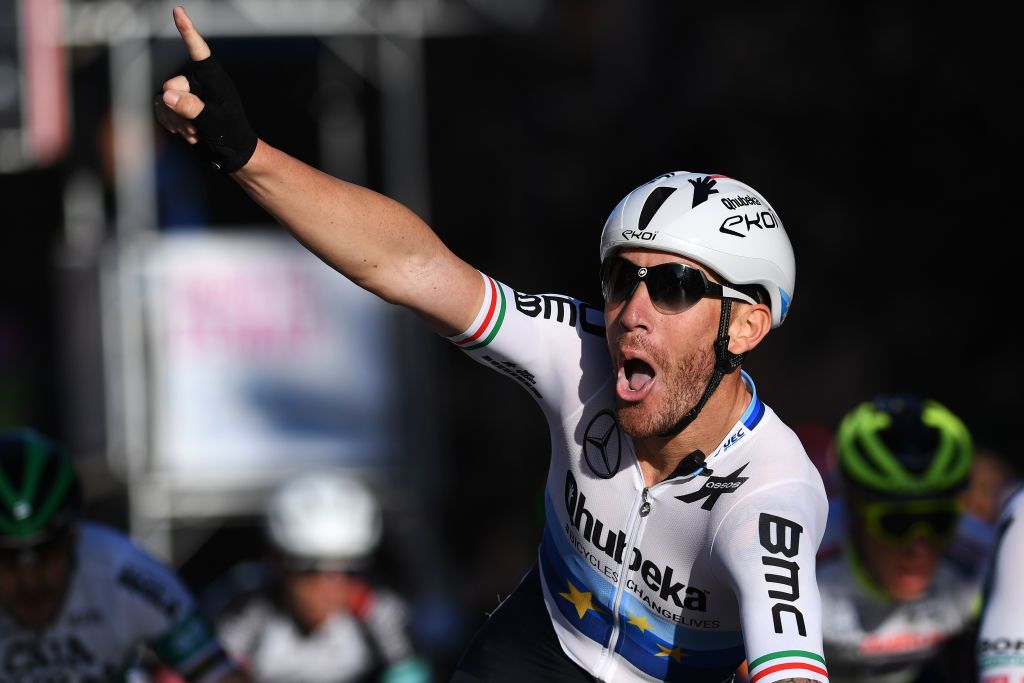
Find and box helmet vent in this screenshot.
[876,397,940,476]
[849,437,886,480]
[638,187,677,231]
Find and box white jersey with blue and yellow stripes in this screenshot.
[449,273,830,683]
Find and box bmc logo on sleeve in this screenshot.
[759,513,806,637]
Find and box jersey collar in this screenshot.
[669,371,764,479]
[705,370,763,465]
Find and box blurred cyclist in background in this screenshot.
[214,471,430,683]
[816,396,989,683]
[0,428,247,682]
[977,488,1024,682]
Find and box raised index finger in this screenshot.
[173,6,211,61]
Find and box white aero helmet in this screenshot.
[266,471,383,569]
[599,172,795,328]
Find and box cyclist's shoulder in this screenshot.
[82,523,194,619]
[77,522,179,578]
[344,581,409,625]
[65,523,195,630]
[75,521,152,575]
[723,406,827,502]
[749,405,821,471]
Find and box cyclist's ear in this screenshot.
[726,302,771,355]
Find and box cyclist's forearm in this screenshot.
[233,140,436,297]
[232,140,475,330]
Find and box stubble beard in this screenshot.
[616,338,716,440]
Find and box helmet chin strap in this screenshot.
[656,301,744,439]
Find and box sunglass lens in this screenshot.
[878,512,917,539]
[602,258,635,305]
[647,266,688,313]
[877,508,958,542]
[920,510,958,537]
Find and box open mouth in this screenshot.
[617,356,657,401]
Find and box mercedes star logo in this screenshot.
[583,410,623,479]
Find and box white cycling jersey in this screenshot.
[817,502,991,683]
[217,579,420,683]
[978,489,1024,683]
[0,522,234,683]
[448,274,830,683]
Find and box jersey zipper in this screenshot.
[595,485,651,680]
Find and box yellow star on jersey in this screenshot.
[654,644,685,662]
[558,579,603,620]
[625,612,652,633]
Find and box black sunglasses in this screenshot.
[600,256,756,315]
[0,530,73,570]
[855,499,961,546]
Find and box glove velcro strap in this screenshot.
[180,57,258,173]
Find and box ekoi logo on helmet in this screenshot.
[718,210,781,238]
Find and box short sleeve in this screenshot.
[447,272,610,418]
[712,482,829,683]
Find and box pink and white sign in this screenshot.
[145,232,399,475]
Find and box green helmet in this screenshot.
[835,395,972,501]
[0,429,81,548]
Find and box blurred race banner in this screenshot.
[143,231,400,475]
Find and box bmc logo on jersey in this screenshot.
[514,291,605,338]
[759,513,806,637]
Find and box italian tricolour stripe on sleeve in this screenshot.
[448,272,506,351]
[748,650,828,683]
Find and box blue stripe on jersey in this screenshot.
[542,494,746,679]
[616,629,744,683]
[739,371,765,431]
[543,496,619,606]
[614,589,743,650]
[540,528,615,647]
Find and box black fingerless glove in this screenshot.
[180,57,258,173]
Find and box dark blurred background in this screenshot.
[0,0,1020,676]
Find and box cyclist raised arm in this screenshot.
[155,6,482,337]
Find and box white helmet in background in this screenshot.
[599,172,795,328]
[266,471,383,569]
